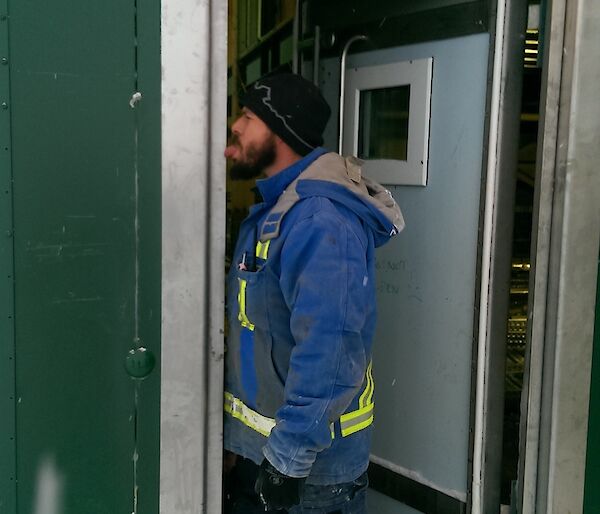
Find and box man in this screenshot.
[224,73,404,513]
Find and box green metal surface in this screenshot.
[125,347,156,379]
[134,0,161,510]
[0,0,16,512]
[7,0,160,512]
[584,254,600,514]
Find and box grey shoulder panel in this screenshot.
[259,185,301,241]
[257,153,342,241]
[258,152,404,240]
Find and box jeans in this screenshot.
[288,472,368,514]
[225,456,368,514]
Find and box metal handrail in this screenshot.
[338,35,368,154]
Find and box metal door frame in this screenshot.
[159,0,227,512]
[470,0,527,511]
[518,0,600,512]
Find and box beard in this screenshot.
[229,133,277,180]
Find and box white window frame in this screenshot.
[342,57,433,186]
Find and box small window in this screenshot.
[343,57,433,186]
[358,85,411,161]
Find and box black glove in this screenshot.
[254,458,306,511]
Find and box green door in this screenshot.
[1,1,160,512]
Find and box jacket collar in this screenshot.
[255,147,328,204]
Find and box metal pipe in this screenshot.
[313,25,321,86]
[338,35,367,154]
[292,0,300,73]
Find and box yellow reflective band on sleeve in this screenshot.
[358,361,373,409]
[224,365,375,440]
[339,402,374,437]
[340,362,375,437]
[237,278,255,330]
[255,240,270,260]
[365,363,374,406]
[224,392,275,437]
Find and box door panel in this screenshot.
[320,33,489,502]
[7,1,160,512]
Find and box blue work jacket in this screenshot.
[224,148,404,485]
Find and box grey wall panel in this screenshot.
[320,33,489,500]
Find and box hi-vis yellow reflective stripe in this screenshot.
[225,364,375,439]
[340,403,374,437]
[224,392,275,437]
[358,362,373,409]
[340,362,374,437]
[237,279,254,330]
[224,392,336,440]
[255,240,270,260]
[365,363,374,406]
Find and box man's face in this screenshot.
[225,108,277,180]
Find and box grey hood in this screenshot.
[259,152,404,247]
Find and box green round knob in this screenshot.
[125,346,156,378]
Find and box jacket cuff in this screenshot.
[262,441,312,479]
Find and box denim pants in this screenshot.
[225,456,368,514]
[288,472,368,514]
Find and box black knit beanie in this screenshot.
[241,73,332,156]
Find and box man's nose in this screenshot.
[231,116,243,135]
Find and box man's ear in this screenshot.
[273,134,289,155]
[273,135,302,160]
[273,134,285,148]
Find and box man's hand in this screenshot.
[223,451,238,474]
[254,459,306,511]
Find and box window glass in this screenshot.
[358,85,410,161]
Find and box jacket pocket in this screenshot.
[236,268,286,415]
[236,268,268,330]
